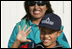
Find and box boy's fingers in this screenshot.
[25,26,31,33]
[26,30,31,36]
[26,39,31,42]
[19,25,21,31]
[23,25,27,31]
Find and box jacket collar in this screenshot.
[29,19,37,26]
[53,41,63,48]
[36,41,63,48]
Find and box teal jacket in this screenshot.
[8,18,70,48]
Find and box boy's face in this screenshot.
[40,27,62,48]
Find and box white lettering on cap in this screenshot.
[42,17,54,25]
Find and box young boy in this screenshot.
[36,13,63,48]
[20,13,64,48]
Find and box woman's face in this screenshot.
[29,1,48,19]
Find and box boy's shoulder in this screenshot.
[36,41,63,48]
[53,41,63,48]
[20,41,63,48]
[20,43,44,48]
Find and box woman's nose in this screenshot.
[34,3,39,10]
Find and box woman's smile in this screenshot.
[33,10,41,15]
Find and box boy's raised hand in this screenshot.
[16,25,31,43]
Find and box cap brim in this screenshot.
[37,24,60,31]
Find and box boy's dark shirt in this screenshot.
[20,41,63,48]
[36,41,63,48]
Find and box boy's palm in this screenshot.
[16,25,31,43]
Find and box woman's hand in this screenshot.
[16,25,31,43]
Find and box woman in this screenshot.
[8,1,70,48]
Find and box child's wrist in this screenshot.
[16,39,21,44]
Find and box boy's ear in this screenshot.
[57,30,62,37]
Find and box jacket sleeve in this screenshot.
[57,25,70,48]
[8,26,18,48]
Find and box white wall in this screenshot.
[1,1,71,48]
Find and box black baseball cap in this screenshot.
[38,13,62,31]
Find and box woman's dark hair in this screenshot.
[21,1,54,23]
